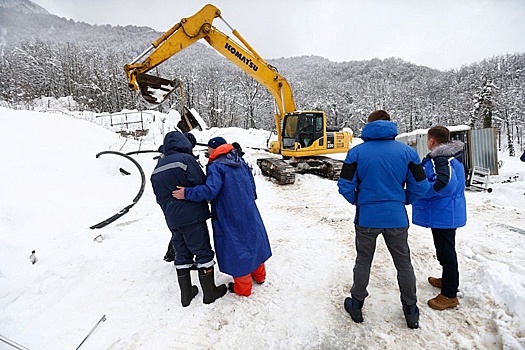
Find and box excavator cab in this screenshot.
[282,112,324,150]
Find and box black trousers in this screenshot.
[170,221,215,270]
[431,228,459,298]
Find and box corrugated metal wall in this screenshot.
[397,127,499,175]
[470,128,499,175]
[415,134,429,159]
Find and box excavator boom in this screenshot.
[124,4,352,185]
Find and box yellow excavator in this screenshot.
[124,4,351,184]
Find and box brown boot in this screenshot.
[428,276,442,289]
[428,293,459,310]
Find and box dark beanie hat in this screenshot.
[183,132,197,149]
[207,136,227,149]
[232,142,245,157]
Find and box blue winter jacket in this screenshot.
[151,131,210,229]
[338,120,430,228]
[412,141,467,229]
[184,145,272,277]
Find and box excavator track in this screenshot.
[316,157,344,181]
[257,156,344,185]
[257,158,296,185]
[292,156,344,181]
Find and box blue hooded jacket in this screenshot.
[151,131,210,229]
[412,141,467,228]
[184,145,272,277]
[338,120,430,228]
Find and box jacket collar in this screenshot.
[430,141,464,158]
[208,144,234,163]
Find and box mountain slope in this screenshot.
[0,0,48,14]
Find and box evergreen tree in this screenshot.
[472,78,497,129]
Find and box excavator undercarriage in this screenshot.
[256,158,296,185]
[257,156,343,185]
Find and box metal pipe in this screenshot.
[219,17,263,62]
[280,83,286,116]
[0,334,31,350]
[130,45,155,65]
[75,315,107,350]
[218,16,234,32]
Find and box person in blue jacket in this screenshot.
[337,110,429,329]
[162,132,199,263]
[173,136,272,297]
[151,131,227,307]
[412,126,467,310]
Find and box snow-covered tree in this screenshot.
[472,78,497,129]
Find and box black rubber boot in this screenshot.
[402,303,420,329]
[344,297,364,323]
[176,268,198,307]
[198,267,227,304]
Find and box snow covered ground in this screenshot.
[0,107,524,350]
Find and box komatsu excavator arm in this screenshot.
[124,4,352,185]
[124,4,296,148]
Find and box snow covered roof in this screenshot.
[397,124,470,140]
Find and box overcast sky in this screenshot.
[31,0,525,71]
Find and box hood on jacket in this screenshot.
[209,144,242,168]
[161,131,193,156]
[430,140,464,159]
[360,120,398,141]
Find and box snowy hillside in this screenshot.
[0,107,524,350]
[0,0,49,15]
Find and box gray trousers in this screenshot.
[350,224,417,306]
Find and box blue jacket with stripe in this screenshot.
[338,120,430,228]
[151,131,210,229]
[412,141,467,229]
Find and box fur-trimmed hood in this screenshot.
[429,140,464,158]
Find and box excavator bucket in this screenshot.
[136,73,180,105]
[177,106,202,133]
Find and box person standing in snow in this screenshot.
[162,132,199,263]
[337,110,430,329]
[412,126,467,310]
[151,131,227,307]
[173,136,272,297]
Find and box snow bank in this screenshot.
[1,107,524,350]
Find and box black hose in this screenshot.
[90,151,146,229]
[125,150,160,156]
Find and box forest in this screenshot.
[0,6,524,154]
